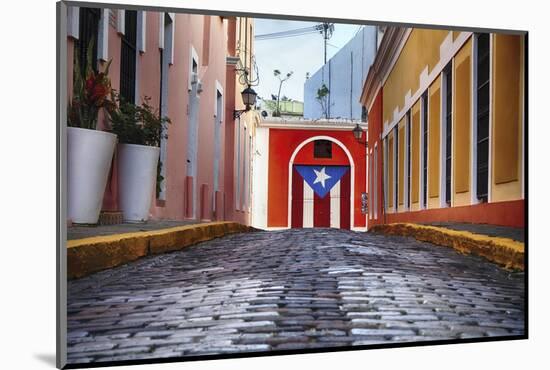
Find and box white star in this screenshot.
[313,167,331,188]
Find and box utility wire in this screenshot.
[255,30,320,41]
[353,25,363,38]
[255,25,333,40]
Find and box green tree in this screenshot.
[316,83,330,119]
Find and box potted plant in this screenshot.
[67,40,117,224]
[108,94,170,222]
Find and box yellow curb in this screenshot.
[370,223,524,271]
[67,222,255,279]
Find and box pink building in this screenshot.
[66,6,256,225]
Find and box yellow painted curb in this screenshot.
[370,223,524,271]
[67,222,255,279]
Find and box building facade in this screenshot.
[304,26,377,121]
[361,27,526,228]
[66,6,257,225]
[258,98,304,119]
[251,119,368,231]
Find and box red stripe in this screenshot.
[314,190,330,227]
[340,168,351,230]
[291,166,303,228]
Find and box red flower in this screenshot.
[85,74,96,92]
[91,84,108,102]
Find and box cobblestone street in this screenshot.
[67,229,525,364]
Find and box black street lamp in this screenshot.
[234,85,258,119]
[352,123,368,146]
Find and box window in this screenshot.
[243,127,248,210]
[120,10,137,103]
[406,111,411,209]
[444,63,453,205]
[235,121,241,210]
[248,133,253,209]
[213,88,223,213]
[476,33,490,201]
[422,92,428,208]
[383,139,388,212]
[374,144,378,219]
[367,150,374,218]
[361,106,368,122]
[158,13,172,201]
[314,140,332,158]
[77,7,100,74]
[394,126,398,210]
[159,30,164,119]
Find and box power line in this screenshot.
[255,22,335,65]
[353,25,363,38]
[255,30,320,41]
[255,26,319,40]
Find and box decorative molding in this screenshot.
[158,13,164,49]
[440,70,448,208]
[259,120,364,131]
[487,34,494,203]
[287,135,356,229]
[167,16,175,65]
[215,80,224,120]
[360,27,410,109]
[117,9,125,35]
[382,32,473,139]
[419,66,429,88]
[470,35,479,205]
[188,45,199,91]
[137,11,146,53]
[67,6,79,39]
[97,9,109,61]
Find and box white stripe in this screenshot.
[303,181,314,228]
[330,181,341,228]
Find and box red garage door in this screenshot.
[291,165,350,229]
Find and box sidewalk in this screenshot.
[370,222,525,271]
[66,220,256,279]
[425,222,524,243]
[68,220,202,240]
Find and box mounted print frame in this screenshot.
[57,0,527,368]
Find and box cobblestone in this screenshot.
[67,228,524,364]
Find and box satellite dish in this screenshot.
[261,110,268,118]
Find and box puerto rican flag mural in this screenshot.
[291,165,351,229]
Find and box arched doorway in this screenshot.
[288,136,355,229]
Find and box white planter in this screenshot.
[67,127,117,224]
[118,143,160,222]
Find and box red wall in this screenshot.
[385,199,524,228]
[367,90,384,228]
[267,129,367,228]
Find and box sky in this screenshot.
[253,19,362,103]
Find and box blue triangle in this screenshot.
[294,165,349,198]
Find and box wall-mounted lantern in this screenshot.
[234,85,258,119]
[352,123,368,147]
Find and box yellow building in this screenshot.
[361,27,525,227]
